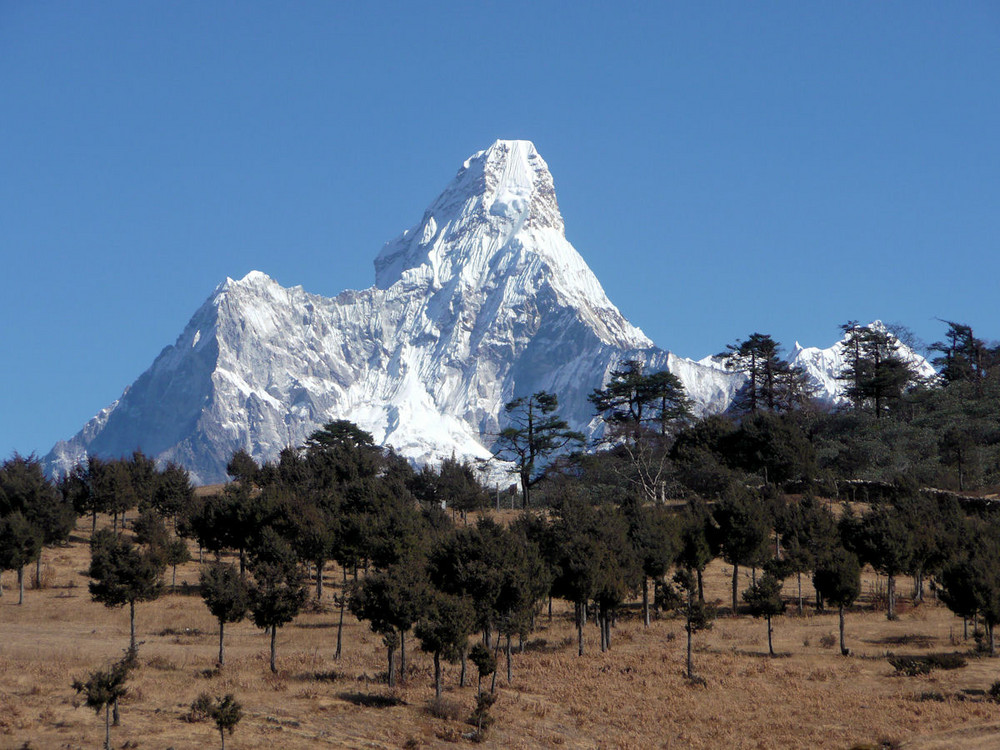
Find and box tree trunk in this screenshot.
[335,568,347,659]
[731,564,739,615]
[887,574,896,620]
[400,630,407,684]
[459,648,467,687]
[434,652,442,697]
[505,633,512,683]
[270,626,278,673]
[36,553,43,590]
[92,511,98,535]
[914,568,924,603]
[17,566,24,605]
[642,577,650,627]
[387,644,396,687]
[105,704,111,750]
[315,560,324,600]
[548,595,553,622]
[797,571,803,616]
[990,622,996,657]
[218,619,226,666]
[221,725,226,750]
[171,564,177,592]
[686,621,694,679]
[767,614,774,657]
[599,612,606,653]
[129,599,136,650]
[697,568,704,605]
[839,604,847,655]
[576,602,584,656]
[604,613,612,650]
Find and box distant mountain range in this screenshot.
[44,140,935,484]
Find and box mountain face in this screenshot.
[44,140,929,484]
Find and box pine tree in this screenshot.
[813,547,861,655]
[201,562,250,666]
[88,529,165,649]
[743,573,785,656]
[495,391,583,509]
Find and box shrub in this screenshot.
[988,681,1000,703]
[426,696,464,721]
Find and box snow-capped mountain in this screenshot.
[44,140,929,484]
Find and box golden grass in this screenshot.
[2,517,1000,749]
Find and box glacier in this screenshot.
[44,140,932,484]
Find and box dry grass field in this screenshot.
[3,514,1000,749]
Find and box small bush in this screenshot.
[184,693,213,723]
[988,681,1000,703]
[819,633,837,649]
[888,653,967,676]
[426,696,465,721]
[467,691,496,737]
[888,657,932,676]
[338,691,405,708]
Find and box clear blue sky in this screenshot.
[2,2,998,458]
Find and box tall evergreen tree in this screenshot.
[813,547,861,656]
[200,562,250,666]
[495,391,583,509]
[88,529,165,649]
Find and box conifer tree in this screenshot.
[743,573,785,656]
[414,591,476,697]
[495,391,583,508]
[88,529,165,649]
[201,562,250,666]
[813,547,861,655]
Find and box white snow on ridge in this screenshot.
[44,141,935,484]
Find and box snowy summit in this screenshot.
[44,141,930,483]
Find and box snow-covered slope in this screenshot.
[44,140,930,484]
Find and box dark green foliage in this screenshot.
[350,560,430,686]
[888,653,966,676]
[673,568,715,679]
[468,642,496,694]
[726,412,816,486]
[414,591,476,696]
[72,645,137,750]
[930,321,997,387]
[152,461,194,523]
[721,333,814,414]
[201,562,250,666]
[435,454,490,517]
[846,505,912,619]
[247,530,307,673]
[670,416,740,497]
[88,529,165,648]
[743,572,786,656]
[226,449,259,485]
[713,489,770,613]
[0,511,43,603]
[813,547,861,655]
[495,391,583,508]
[939,524,1000,656]
[838,322,921,418]
[209,694,242,750]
